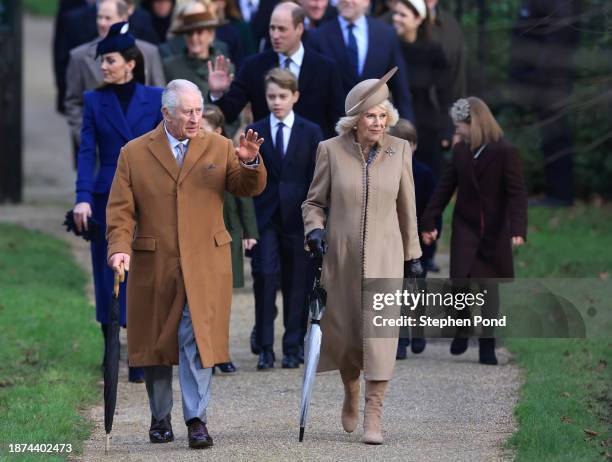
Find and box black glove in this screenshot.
[63,210,101,243]
[404,259,423,278]
[306,228,328,258]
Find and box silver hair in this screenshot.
[335,99,399,136]
[162,79,204,114]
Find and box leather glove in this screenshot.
[306,228,328,258]
[404,259,423,278]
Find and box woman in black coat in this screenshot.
[421,97,528,364]
[392,0,453,179]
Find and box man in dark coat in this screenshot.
[248,68,323,370]
[509,0,581,206]
[53,0,159,112]
[307,0,415,122]
[237,0,279,51]
[208,2,344,139]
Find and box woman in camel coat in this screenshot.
[302,68,422,444]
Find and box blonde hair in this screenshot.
[335,99,399,136]
[464,97,503,150]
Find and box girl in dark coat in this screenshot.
[421,97,528,364]
[72,22,163,382]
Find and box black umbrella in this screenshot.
[104,263,124,454]
[299,260,326,442]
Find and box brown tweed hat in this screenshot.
[344,67,398,116]
[171,10,227,34]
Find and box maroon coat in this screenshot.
[422,139,528,278]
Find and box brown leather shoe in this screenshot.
[187,419,214,449]
[149,415,174,444]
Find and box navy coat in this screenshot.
[75,83,163,324]
[213,47,344,139]
[308,16,415,122]
[248,114,323,234]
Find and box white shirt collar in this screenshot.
[164,123,189,151]
[278,42,305,68]
[338,14,366,31]
[270,111,295,130]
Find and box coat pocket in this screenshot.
[213,229,233,246]
[132,236,156,251]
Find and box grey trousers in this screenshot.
[144,303,213,424]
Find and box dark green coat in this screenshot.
[223,193,259,288]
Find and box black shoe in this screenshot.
[257,348,275,370]
[297,344,304,364]
[250,326,260,355]
[281,355,300,369]
[410,337,426,354]
[215,362,237,374]
[478,338,498,365]
[450,337,469,355]
[149,415,174,444]
[426,260,440,273]
[187,419,213,449]
[396,342,407,360]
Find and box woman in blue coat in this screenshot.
[72,22,163,382]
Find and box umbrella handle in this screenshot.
[113,262,125,298]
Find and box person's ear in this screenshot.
[292,90,300,104]
[126,59,136,73]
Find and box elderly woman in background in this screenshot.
[302,68,422,445]
[201,104,259,374]
[421,97,528,365]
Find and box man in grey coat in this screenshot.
[64,0,165,162]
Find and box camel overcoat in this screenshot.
[302,132,422,380]
[106,123,266,367]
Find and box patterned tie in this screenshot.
[275,122,285,158]
[175,142,186,167]
[283,57,292,70]
[347,23,359,77]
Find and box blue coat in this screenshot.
[308,16,415,122]
[214,48,344,139]
[75,83,163,324]
[248,115,323,234]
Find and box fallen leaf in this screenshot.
[597,360,607,370]
[585,429,599,437]
[599,272,609,281]
[560,392,571,397]
[563,350,571,357]
[561,416,572,423]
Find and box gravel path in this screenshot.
[0,15,521,461]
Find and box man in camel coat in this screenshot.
[106,79,266,449]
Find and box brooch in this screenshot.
[385,147,395,157]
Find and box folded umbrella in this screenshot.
[298,259,326,442]
[104,263,124,454]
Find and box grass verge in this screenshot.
[24,0,58,17]
[506,205,612,461]
[0,224,101,461]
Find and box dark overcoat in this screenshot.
[223,193,259,288]
[421,140,528,278]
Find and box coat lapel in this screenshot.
[178,130,210,185]
[101,89,133,142]
[282,118,301,167]
[328,20,358,82]
[125,84,150,131]
[473,144,497,178]
[148,123,180,182]
[298,50,315,91]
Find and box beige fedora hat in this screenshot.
[344,67,398,116]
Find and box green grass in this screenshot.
[24,0,58,17]
[505,205,612,461]
[0,224,101,461]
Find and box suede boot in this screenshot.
[340,368,360,433]
[362,380,388,444]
